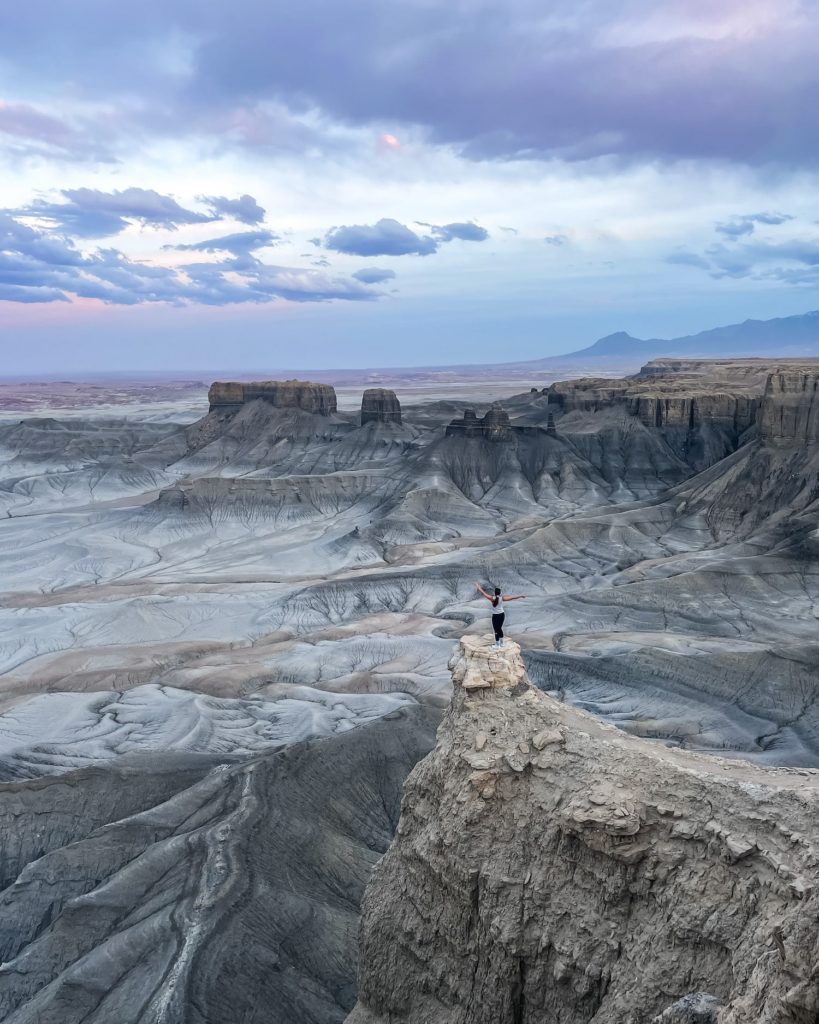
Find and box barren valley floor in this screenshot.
[0,359,816,1022]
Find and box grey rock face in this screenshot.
[347,638,819,1024]
[445,404,513,442]
[208,379,338,415]
[758,370,819,442]
[0,707,439,1024]
[361,388,402,425]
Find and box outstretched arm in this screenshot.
[504,594,527,601]
[475,582,494,601]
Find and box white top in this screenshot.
[492,596,505,614]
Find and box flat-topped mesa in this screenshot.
[347,636,819,1024]
[547,377,629,413]
[548,377,758,433]
[638,358,782,381]
[446,404,514,442]
[361,388,402,426]
[631,393,758,432]
[758,370,819,443]
[208,380,338,416]
[207,381,245,410]
[638,357,819,383]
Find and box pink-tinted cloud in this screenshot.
[0,100,73,147]
[0,211,385,306]
[1,2,817,166]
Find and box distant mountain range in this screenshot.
[8,309,818,391]
[309,309,819,385]
[558,309,819,362]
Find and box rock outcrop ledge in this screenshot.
[347,636,819,1024]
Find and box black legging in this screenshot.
[492,612,505,641]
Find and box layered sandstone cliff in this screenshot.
[548,377,758,433]
[361,388,402,425]
[674,368,819,536]
[758,371,819,443]
[347,637,819,1024]
[208,379,338,415]
[637,359,800,382]
[446,405,514,442]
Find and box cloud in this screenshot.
[0,282,69,303]
[544,234,569,246]
[166,229,279,254]
[202,193,266,224]
[0,214,84,267]
[352,267,396,283]
[665,233,819,284]
[22,188,215,238]
[4,2,815,167]
[665,250,711,269]
[0,215,190,305]
[325,218,489,257]
[244,264,381,303]
[431,222,489,242]
[715,211,793,238]
[325,218,439,257]
[0,212,385,306]
[0,100,113,163]
[180,257,382,303]
[0,101,75,149]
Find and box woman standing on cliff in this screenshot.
[475,583,527,647]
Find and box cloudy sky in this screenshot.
[1,0,819,373]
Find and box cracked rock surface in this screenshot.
[347,637,819,1024]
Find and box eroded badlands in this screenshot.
[0,359,816,1021]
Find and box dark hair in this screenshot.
[493,587,500,607]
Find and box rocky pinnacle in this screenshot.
[445,404,514,442]
[347,635,819,1024]
[361,388,402,425]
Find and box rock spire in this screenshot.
[361,388,402,425]
[446,404,514,442]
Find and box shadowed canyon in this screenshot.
[0,358,817,1021]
